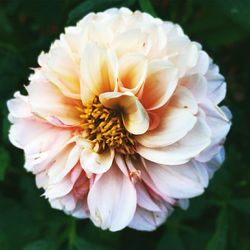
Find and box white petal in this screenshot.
[136,107,196,148]
[144,160,207,199]
[169,86,198,114]
[80,43,118,103]
[80,148,114,174]
[140,59,178,110]
[112,29,151,57]
[128,206,169,231]
[87,166,137,231]
[181,74,207,103]
[119,53,148,95]
[27,70,81,126]
[137,118,211,165]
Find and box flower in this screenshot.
[7,8,231,232]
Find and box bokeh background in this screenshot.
[0,0,249,249]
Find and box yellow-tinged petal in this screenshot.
[119,53,148,95]
[140,59,178,110]
[99,92,149,135]
[80,43,118,104]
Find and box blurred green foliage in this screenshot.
[0,0,249,249]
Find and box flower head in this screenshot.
[7,8,231,231]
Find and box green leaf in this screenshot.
[67,0,136,25]
[214,0,250,31]
[76,237,113,250]
[23,240,56,250]
[230,198,250,214]
[157,228,185,250]
[138,0,157,17]
[0,147,10,181]
[206,207,228,250]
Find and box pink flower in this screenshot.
[7,8,231,231]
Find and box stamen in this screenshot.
[79,97,136,154]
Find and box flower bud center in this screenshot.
[79,97,135,154]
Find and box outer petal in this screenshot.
[128,206,169,231]
[144,159,207,199]
[169,86,198,115]
[140,59,178,110]
[181,74,207,103]
[27,70,81,126]
[88,166,137,231]
[7,92,31,122]
[205,62,226,104]
[112,29,151,57]
[38,38,80,99]
[80,148,114,174]
[136,106,196,148]
[99,92,149,134]
[80,43,118,103]
[137,118,211,165]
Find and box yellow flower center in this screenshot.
[79,97,136,154]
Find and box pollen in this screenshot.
[79,97,136,154]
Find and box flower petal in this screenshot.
[136,106,197,148]
[80,148,114,174]
[38,39,80,99]
[27,70,81,126]
[128,206,169,231]
[99,92,149,135]
[169,86,198,115]
[80,43,118,103]
[119,53,148,95]
[140,59,178,110]
[144,159,207,199]
[137,118,211,165]
[205,62,226,104]
[87,166,137,231]
[181,74,207,103]
[112,29,151,57]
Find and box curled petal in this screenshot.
[80,148,114,174]
[99,92,149,134]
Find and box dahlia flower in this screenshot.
[7,8,231,231]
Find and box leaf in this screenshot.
[0,197,40,249]
[214,0,250,31]
[0,147,10,181]
[23,240,56,250]
[230,198,250,214]
[157,228,185,250]
[138,0,158,17]
[76,237,113,250]
[67,0,136,25]
[205,207,228,250]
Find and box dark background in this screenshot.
[0,0,249,249]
